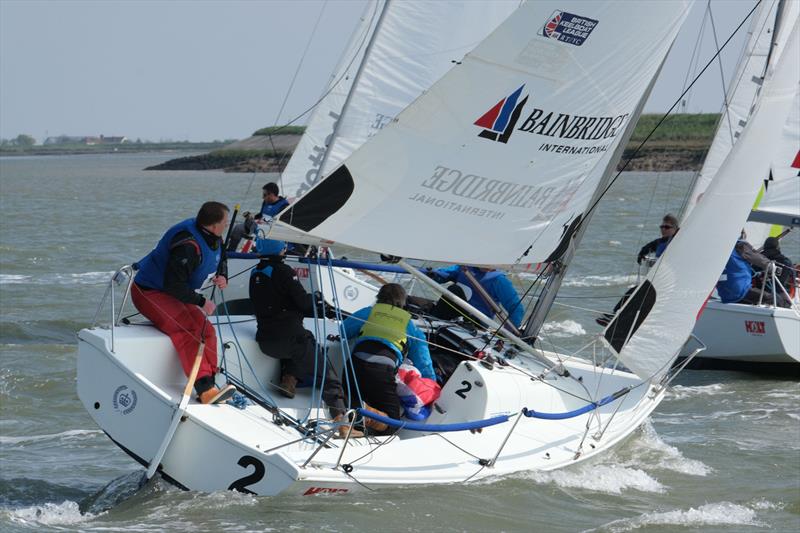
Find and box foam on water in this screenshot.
[623,423,711,476]
[0,429,103,445]
[7,500,97,527]
[596,502,766,532]
[540,320,586,338]
[0,274,32,284]
[563,275,638,288]
[667,383,730,400]
[525,464,665,495]
[0,271,114,286]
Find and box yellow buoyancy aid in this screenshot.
[358,303,411,356]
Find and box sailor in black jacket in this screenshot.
[249,239,361,437]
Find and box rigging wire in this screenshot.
[707,1,735,145]
[680,4,710,112]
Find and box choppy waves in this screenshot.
[514,422,710,496]
[593,501,768,532]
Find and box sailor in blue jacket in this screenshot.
[256,182,290,220]
[717,237,789,307]
[342,284,435,433]
[426,265,524,328]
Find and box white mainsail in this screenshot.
[279,0,520,201]
[279,0,691,266]
[612,19,800,380]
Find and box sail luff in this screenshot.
[279,1,382,201]
[314,0,392,183]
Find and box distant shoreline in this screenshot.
[3,114,719,172]
[0,141,228,157]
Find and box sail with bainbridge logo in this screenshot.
[279,0,690,267]
[474,85,528,143]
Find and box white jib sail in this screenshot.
[613,19,799,380]
[279,0,520,202]
[279,0,691,266]
[683,0,782,219]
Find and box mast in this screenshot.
[522,60,667,341]
[315,0,391,180]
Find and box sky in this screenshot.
[0,0,762,143]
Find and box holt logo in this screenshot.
[744,320,765,335]
[474,85,529,143]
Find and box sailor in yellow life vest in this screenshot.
[342,284,435,433]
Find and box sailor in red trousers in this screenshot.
[131,201,235,404]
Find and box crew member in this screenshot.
[637,214,679,264]
[249,238,361,438]
[343,284,435,434]
[425,265,524,328]
[228,182,291,251]
[132,202,235,404]
[718,234,790,308]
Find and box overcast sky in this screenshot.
[0,0,760,143]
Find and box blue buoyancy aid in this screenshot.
[717,248,752,303]
[458,269,503,317]
[655,238,670,257]
[135,218,220,291]
[260,196,290,219]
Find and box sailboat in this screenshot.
[680,0,799,372]
[218,0,519,314]
[77,0,798,496]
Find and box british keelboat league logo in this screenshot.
[474,85,529,143]
[542,11,599,46]
[112,385,138,415]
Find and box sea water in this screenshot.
[0,154,798,532]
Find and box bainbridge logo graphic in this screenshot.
[474,85,528,143]
[542,10,598,46]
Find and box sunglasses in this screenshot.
[660,224,674,229]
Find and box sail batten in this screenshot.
[281,0,691,266]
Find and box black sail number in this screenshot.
[228,455,266,494]
[455,380,472,399]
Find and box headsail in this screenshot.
[279,0,520,201]
[611,19,799,380]
[279,0,691,266]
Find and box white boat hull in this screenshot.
[687,300,800,369]
[77,318,666,496]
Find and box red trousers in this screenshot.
[132,285,218,380]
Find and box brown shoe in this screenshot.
[278,374,297,399]
[199,384,236,404]
[333,414,364,439]
[361,403,389,433]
